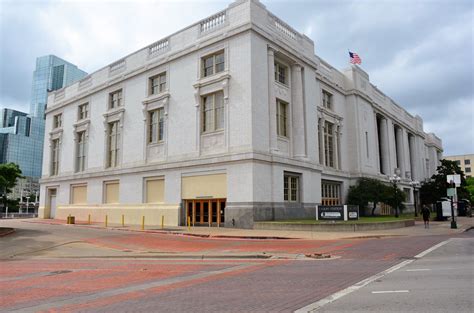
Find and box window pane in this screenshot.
[215,92,224,130]
[158,109,164,141]
[215,52,225,73]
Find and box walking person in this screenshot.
[421,205,431,228]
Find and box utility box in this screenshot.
[67,216,75,224]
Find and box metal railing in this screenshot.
[0,213,38,219]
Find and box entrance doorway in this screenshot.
[185,199,226,226]
[48,189,57,219]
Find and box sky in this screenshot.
[0,0,473,155]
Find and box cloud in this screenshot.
[0,0,473,155]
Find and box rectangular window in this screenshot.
[107,121,120,168]
[71,185,87,204]
[465,159,471,165]
[202,91,224,133]
[76,131,87,172]
[149,72,167,95]
[202,51,225,77]
[145,178,164,203]
[321,181,341,205]
[276,99,288,137]
[455,160,461,165]
[274,62,287,85]
[466,167,471,173]
[324,121,334,168]
[104,181,119,204]
[109,89,122,109]
[78,103,88,120]
[284,173,300,202]
[148,108,164,144]
[53,114,62,129]
[322,90,332,109]
[51,138,60,176]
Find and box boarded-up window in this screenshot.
[181,174,226,199]
[71,185,87,204]
[104,181,119,204]
[145,179,164,203]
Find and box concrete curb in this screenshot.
[0,228,15,237]
[254,220,415,232]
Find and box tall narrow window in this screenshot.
[76,131,86,172]
[284,173,300,202]
[149,72,166,95]
[148,108,164,144]
[324,121,334,167]
[202,51,225,77]
[276,99,288,137]
[321,181,341,205]
[202,91,224,133]
[322,90,332,109]
[78,103,88,120]
[51,139,60,176]
[274,62,288,85]
[107,121,120,168]
[109,90,122,109]
[53,114,62,129]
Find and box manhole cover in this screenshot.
[48,270,72,276]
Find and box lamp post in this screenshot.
[389,169,402,218]
[410,180,420,217]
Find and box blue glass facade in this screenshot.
[0,55,87,178]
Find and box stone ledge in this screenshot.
[254,220,415,232]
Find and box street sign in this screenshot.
[446,174,461,187]
[447,188,456,197]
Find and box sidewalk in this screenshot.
[24,216,474,240]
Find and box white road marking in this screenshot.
[406,268,431,272]
[414,239,452,258]
[372,290,409,294]
[294,239,453,313]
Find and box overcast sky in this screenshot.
[0,0,472,155]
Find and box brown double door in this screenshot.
[185,199,226,226]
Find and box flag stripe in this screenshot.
[349,51,362,65]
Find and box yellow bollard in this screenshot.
[105,215,108,227]
[121,214,125,227]
[161,215,164,229]
[141,216,145,230]
[88,214,91,225]
[187,216,191,231]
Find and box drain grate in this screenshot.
[48,270,72,276]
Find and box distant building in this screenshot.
[0,55,87,200]
[39,0,443,227]
[444,154,474,178]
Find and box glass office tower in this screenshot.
[0,55,87,182]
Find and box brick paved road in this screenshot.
[1,220,469,312]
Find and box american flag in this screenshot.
[349,51,362,65]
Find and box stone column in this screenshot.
[395,127,405,178]
[291,63,306,158]
[408,134,417,180]
[380,118,390,175]
[267,48,278,152]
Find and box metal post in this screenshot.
[121,214,125,227]
[450,196,457,229]
[141,216,145,230]
[161,215,164,229]
[105,215,108,227]
[414,188,418,217]
[88,214,91,225]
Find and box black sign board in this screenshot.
[318,205,344,221]
[347,205,359,220]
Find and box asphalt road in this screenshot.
[314,235,474,313]
[0,219,472,312]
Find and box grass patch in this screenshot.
[264,214,415,224]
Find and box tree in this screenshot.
[347,178,393,216]
[465,177,474,204]
[419,159,470,205]
[0,163,23,211]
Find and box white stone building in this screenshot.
[39,0,443,228]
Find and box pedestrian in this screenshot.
[421,205,430,228]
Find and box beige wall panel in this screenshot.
[105,182,119,204]
[146,179,164,203]
[72,185,87,204]
[181,174,227,199]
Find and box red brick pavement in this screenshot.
[1,231,459,312]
